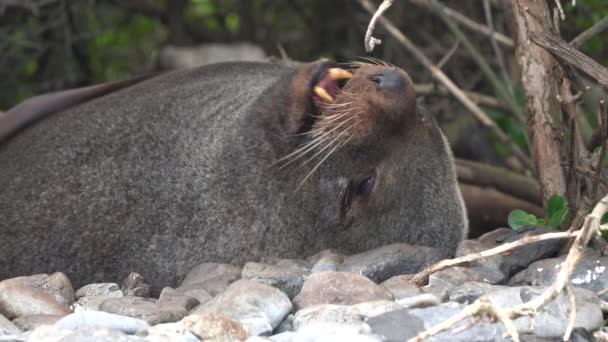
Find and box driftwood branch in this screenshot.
[363,0,393,52]
[409,230,578,285]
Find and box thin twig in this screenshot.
[358,0,534,170]
[428,0,526,124]
[409,0,514,49]
[482,0,514,98]
[563,284,576,341]
[554,0,565,20]
[363,0,393,52]
[436,39,460,69]
[570,16,608,49]
[409,230,579,285]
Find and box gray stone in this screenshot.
[179,263,242,296]
[274,314,293,334]
[293,272,393,310]
[144,322,201,342]
[100,296,187,325]
[159,43,266,70]
[75,283,121,299]
[192,279,292,336]
[292,301,403,333]
[291,325,382,342]
[242,262,309,299]
[268,331,296,342]
[485,286,603,338]
[182,313,247,341]
[408,302,508,341]
[0,314,19,335]
[396,294,441,309]
[30,325,144,341]
[74,289,124,311]
[449,282,508,303]
[381,275,423,300]
[339,244,444,282]
[158,287,200,311]
[121,272,151,298]
[0,277,71,319]
[366,309,424,341]
[54,310,149,334]
[424,266,505,299]
[292,305,370,333]
[0,273,74,306]
[12,314,63,331]
[310,256,343,273]
[179,289,213,306]
[509,253,608,299]
[464,226,564,277]
[306,249,345,265]
[274,259,311,272]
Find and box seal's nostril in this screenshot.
[370,70,404,92]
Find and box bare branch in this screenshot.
[409,230,578,285]
[363,0,393,52]
[531,32,608,89]
[570,16,608,49]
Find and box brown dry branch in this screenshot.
[358,0,533,170]
[456,159,540,204]
[409,230,578,285]
[413,84,511,113]
[408,0,514,49]
[531,32,608,90]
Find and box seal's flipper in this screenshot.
[0,73,160,143]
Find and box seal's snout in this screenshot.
[369,69,405,92]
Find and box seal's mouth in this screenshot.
[311,67,353,106]
[298,64,353,136]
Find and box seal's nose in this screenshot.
[369,69,405,92]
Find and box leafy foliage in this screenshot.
[508,194,569,230]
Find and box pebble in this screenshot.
[509,252,608,299]
[75,283,121,299]
[192,279,292,336]
[182,313,247,341]
[12,314,63,331]
[100,296,187,325]
[0,313,19,336]
[293,272,393,310]
[54,310,149,334]
[380,275,423,300]
[338,243,444,282]
[157,287,199,311]
[0,277,71,319]
[179,263,242,296]
[242,262,309,299]
[121,272,151,297]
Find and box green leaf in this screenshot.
[548,207,569,228]
[508,209,540,230]
[546,194,566,219]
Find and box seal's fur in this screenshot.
[0,61,467,289]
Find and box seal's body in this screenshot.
[0,61,467,289]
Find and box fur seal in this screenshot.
[0,61,467,290]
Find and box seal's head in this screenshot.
[283,61,467,255]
